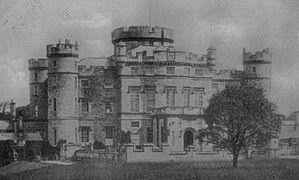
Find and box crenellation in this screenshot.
[47,39,79,58]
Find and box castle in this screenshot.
[27,26,272,155]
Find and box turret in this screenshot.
[243,48,272,98]
[206,46,217,70]
[28,58,48,121]
[47,39,79,146]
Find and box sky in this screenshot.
[0,0,298,115]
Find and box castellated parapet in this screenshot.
[47,39,79,146]
[47,39,79,58]
[112,26,174,50]
[243,48,272,64]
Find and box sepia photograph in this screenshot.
[0,0,298,179]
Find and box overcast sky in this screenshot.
[0,0,298,115]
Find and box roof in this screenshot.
[78,57,110,67]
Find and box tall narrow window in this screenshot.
[146,127,153,143]
[145,87,155,112]
[130,87,140,112]
[194,88,204,108]
[166,88,175,109]
[142,51,147,59]
[161,119,168,143]
[75,98,77,113]
[53,60,56,67]
[80,126,90,142]
[53,98,57,111]
[35,106,38,118]
[34,73,38,80]
[81,99,89,113]
[183,88,190,108]
[75,77,77,89]
[106,126,114,139]
[53,128,57,145]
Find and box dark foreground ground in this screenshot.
[0,159,299,180]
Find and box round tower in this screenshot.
[28,58,48,122]
[47,39,79,146]
[242,48,272,99]
[111,26,174,51]
[206,46,217,70]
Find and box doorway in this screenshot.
[183,130,193,150]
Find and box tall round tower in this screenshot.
[243,48,272,99]
[47,39,79,146]
[28,58,48,122]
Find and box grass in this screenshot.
[1,159,299,180]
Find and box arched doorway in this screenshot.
[184,130,193,150]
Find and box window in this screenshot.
[142,51,147,59]
[183,88,190,108]
[35,106,38,118]
[34,86,38,94]
[167,52,175,61]
[146,127,153,143]
[53,98,57,111]
[145,67,155,74]
[252,67,256,73]
[81,79,89,87]
[130,87,140,112]
[184,68,190,76]
[166,67,175,75]
[80,126,90,142]
[131,67,139,74]
[195,68,203,76]
[53,60,56,67]
[131,121,140,128]
[34,73,38,80]
[194,88,204,107]
[145,87,155,112]
[81,88,89,97]
[75,77,77,89]
[81,99,89,112]
[166,88,175,109]
[75,98,77,113]
[105,101,112,113]
[53,128,57,145]
[161,119,168,143]
[106,126,114,139]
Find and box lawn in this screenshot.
[1,159,299,180]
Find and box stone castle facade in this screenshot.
[27,26,272,153]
